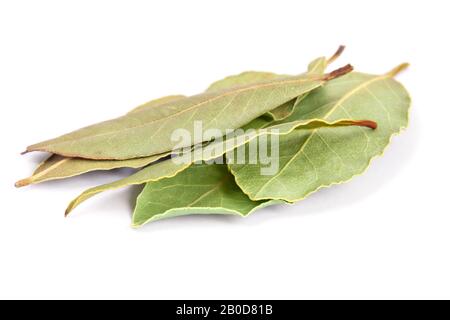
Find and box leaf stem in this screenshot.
[327,45,346,64]
[351,120,378,130]
[14,178,31,188]
[386,63,410,78]
[323,64,354,81]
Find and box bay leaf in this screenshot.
[132,163,280,227]
[15,95,186,187]
[25,65,353,160]
[15,152,169,187]
[228,64,411,202]
[65,118,376,215]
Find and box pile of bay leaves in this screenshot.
[17,47,411,227]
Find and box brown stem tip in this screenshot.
[327,45,346,64]
[354,120,378,130]
[323,64,353,81]
[65,203,75,217]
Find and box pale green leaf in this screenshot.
[132,163,280,227]
[15,152,169,187]
[16,95,186,187]
[228,64,411,202]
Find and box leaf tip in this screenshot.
[386,63,410,78]
[323,64,353,81]
[65,201,76,217]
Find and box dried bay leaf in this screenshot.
[25,65,353,160]
[15,95,186,187]
[65,118,376,215]
[15,152,170,187]
[132,163,281,227]
[228,64,411,202]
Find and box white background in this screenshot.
[1,0,449,300]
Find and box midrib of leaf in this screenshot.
[34,158,69,177]
[15,157,70,187]
[186,176,228,207]
[252,67,405,198]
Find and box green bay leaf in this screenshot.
[228,64,411,202]
[15,152,169,187]
[132,163,280,227]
